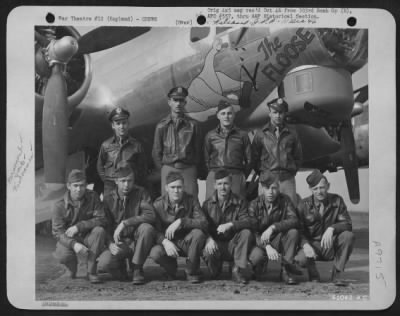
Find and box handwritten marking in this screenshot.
[372,241,387,287]
[7,134,33,192]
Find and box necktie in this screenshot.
[221,200,227,212]
[319,203,325,217]
[174,203,179,214]
[267,203,273,215]
[122,197,127,217]
[275,127,280,139]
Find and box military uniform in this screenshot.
[248,193,300,264]
[202,191,254,279]
[96,167,157,281]
[150,191,207,279]
[97,107,147,198]
[52,171,107,279]
[152,87,201,197]
[204,128,252,199]
[251,98,302,205]
[295,193,354,273]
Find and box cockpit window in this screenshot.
[190,27,210,42]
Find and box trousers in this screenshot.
[249,229,300,267]
[203,229,255,277]
[294,231,355,271]
[54,226,107,275]
[150,228,206,276]
[97,223,157,277]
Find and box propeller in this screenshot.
[340,120,360,203]
[77,26,151,55]
[38,26,151,189]
[354,85,368,104]
[42,63,70,186]
[235,27,248,47]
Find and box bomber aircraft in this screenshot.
[34,26,368,223]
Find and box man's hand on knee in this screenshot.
[73,242,88,255]
[265,244,280,261]
[162,239,179,258]
[109,243,124,256]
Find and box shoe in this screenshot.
[132,267,145,285]
[331,269,348,287]
[232,266,248,284]
[281,267,298,285]
[184,271,203,284]
[306,259,320,282]
[88,274,103,284]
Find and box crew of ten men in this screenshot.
[52,86,355,287]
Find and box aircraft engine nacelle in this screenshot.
[278,65,354,126]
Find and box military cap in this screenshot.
[259,172,278,187]
[166,171,184,185]
[214,168,231,180]
[306,169,327,187]
[168,86,188,99]
[216,100,233,113]
[267,97,289,113]
[108,107,130,122]
[67,169,86,183]
[114,164,134,179]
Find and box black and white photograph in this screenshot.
[6,6,396,309]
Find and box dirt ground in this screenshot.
[36,212,369,301]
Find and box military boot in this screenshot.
[306,258,320,282]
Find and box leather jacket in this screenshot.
[251,121,302,181]
[298,193,352,246]
[204,125,252,176]
[52,190,107,249]
[248,193,299,235]
[152,114,201,169]
[97,135,147,185]
[202,192,252,241]
[153,192,207,244]
[103,185,155,237]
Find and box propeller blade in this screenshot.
[354,85,368,104]
[340,120,360,204]
[77,26,151,55]
[235,27,248,47]
[42,64,69,185]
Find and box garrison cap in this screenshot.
[306,169,327,187]
[267,97,288,113]
[67,169,86,183]
[216,100,233,113]
[168,86,188,99]
[259,172,278,187]
[108,107,130,122]
[114,164,134,179]
[166,171,184,185]
[214,168,231,180]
